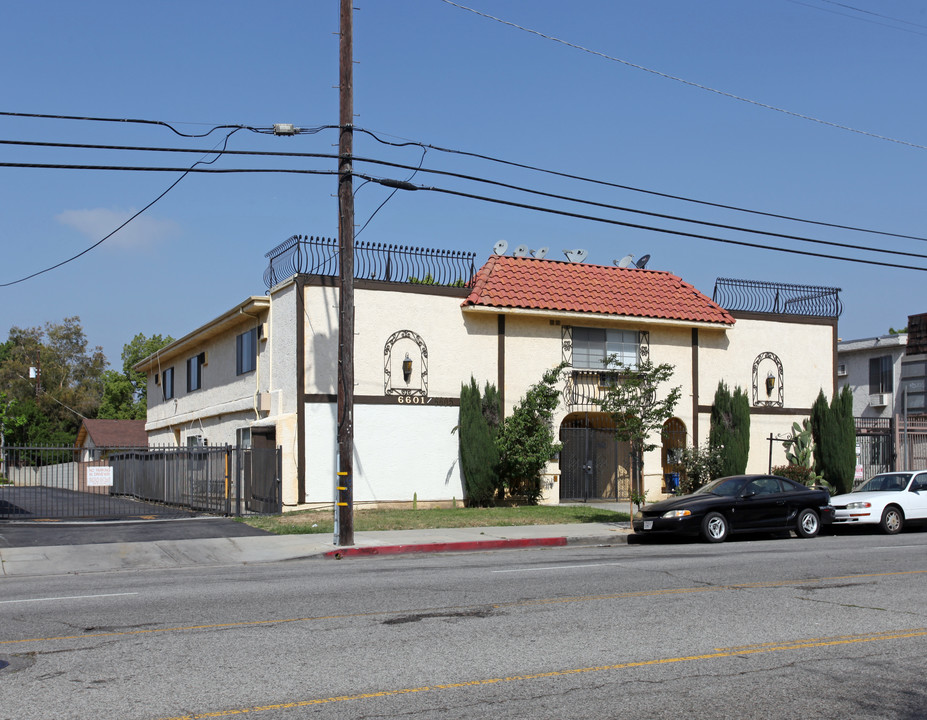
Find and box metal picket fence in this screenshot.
[0,445,281,521]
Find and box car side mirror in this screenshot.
[741,491,756,499]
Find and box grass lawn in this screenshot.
[240,504,630,535]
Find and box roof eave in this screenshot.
[133,296,270,372]
[461,304,734,329]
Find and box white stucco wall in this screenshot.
[304,402,463,504]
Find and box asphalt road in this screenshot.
[0,517,270,548]
[2,530,926,719]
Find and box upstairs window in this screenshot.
[162,367,174,400]
[572,327,640,370]
[237,328,258,375]
[187,352,206,392]
[869,355,893,394]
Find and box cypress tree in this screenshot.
[709,381,751,476]
[810,389,830,482]
[832,385,856,493]
[458,377,498,506]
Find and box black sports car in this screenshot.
[632,474,835,543]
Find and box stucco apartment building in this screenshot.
[135,236,840,509]
[837,313,927,419]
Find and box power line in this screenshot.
[5,155,925,262]
[4,153,927,265]
[7,129,927,244]
[439,0,927,152]
[0,129,257,287]
[354,127,927,244]
[357,172,927,273]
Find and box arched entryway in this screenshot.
[559,412,631,501]
[661,417,687,494]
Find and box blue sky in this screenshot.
[2,1,925,366]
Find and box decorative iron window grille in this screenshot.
[264,235,477,290]
[712,278,842,318]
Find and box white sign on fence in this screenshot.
[87,467,114,487]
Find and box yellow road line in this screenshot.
[155,628,927,719]
[3,568,926,647]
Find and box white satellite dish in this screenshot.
[493,239,508,256]
[532,247,549,259]
[563,248,588,263]
[513,244,529,257]
[616,254,634,268]
[635,254,651,269]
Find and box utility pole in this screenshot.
[336,0,355,546]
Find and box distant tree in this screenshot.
[708,381,751,476]
[888,326,908,335]
[458,377,500,506]
[0,317,105,445]
[597,359,682,495]
[99,332,173,419]
[496,364,565,504]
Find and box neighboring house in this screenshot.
[74,418,148,462]
[837,332,908,418]
[135,237,840,508]
[837,313,927,419]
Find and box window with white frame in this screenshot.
[571,327,640,370]
[237,328,257,375]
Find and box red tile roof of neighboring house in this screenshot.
[75,419,148,449]
[462,256,734,325]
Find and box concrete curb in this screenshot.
[324,532,629,559]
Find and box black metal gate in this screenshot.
[0,445,281,521]
[559,414,631,501]
[855,420,893,488]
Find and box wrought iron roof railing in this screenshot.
[264,235,477,290]
[712,277,842,318]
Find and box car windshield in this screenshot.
[857,474,911,493]
[693,477,744,497]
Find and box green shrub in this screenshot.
[709,381,750,476]
[458,377,500,506]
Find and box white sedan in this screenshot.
[831,471,927,534]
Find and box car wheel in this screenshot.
[701,512,728,543]
[880,506,904,535]
[795,508,820,538]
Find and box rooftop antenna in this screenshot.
[635,254,651,269]
[563,248,588,263]
[531,247,549,259]
[513,244,529,257]
[493,239,508,256]
[615,254,634,268]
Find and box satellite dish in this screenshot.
[616,254,634,268]
[513,244,529,257]
[563,248,588,263]
[532,247,549,259]
[635,254,651,269]
[493,239,508,256]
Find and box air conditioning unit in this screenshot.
[870,393,888,407]
[836,364,847,377]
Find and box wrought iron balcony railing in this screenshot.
[712,277,842,318]
[264,235,477,290]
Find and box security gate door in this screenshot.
[559,414,630,501]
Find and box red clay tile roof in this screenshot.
[463,256,734,325]
[76,419,148,448]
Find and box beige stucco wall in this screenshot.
[694,315,835,480]
[142,299,280,451]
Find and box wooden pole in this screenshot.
[336,0,355,546]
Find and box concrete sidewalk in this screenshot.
[0,522,632,577]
